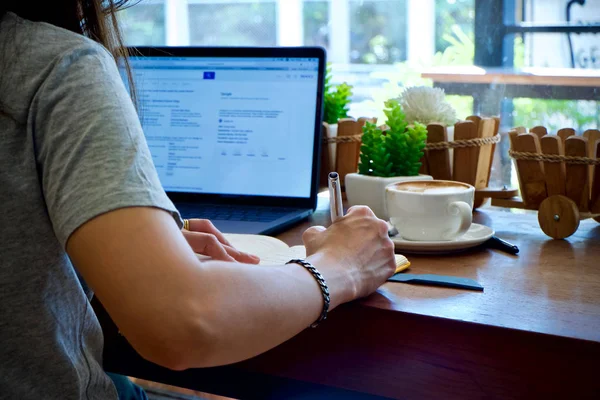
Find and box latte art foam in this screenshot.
[392,181,470,195]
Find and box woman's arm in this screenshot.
[34,42,395,370]
[67,205,393,370]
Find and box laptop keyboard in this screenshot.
[178,204,297,223]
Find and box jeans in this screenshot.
[106,372,149,400]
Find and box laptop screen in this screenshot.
[124,55,320,198]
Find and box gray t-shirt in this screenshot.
[0,12,181,399]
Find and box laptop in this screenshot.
[124,47,326,235]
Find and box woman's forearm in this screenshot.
[69,206,394,371]
[162,251,352,369]
[68,207,354,371]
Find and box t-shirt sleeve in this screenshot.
[32,41,183,249]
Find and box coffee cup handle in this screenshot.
[444,201,472,240]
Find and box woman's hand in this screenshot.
[302,206,396,305]
[183,219,260,264]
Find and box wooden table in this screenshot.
[422,66,600,88]
[421,66,600,117]
[100,194,600,399]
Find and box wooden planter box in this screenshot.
[417,116,515,209]
[492,126,600,239]
[321,115,514,210]
[320,117,375,189]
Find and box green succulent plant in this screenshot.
[358,100,427,177]
[323,64,353,124]
[359,121,392,176]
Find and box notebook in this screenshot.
[221,234,410,273]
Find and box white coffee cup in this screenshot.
[385,180,474,241]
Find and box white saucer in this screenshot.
[391,223,495,255]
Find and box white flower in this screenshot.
[398,86,457,126]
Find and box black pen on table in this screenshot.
[486,236,519,255]
[328,172,344,222]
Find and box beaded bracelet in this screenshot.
[286,259,330,328]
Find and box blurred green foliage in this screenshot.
[384,99,427,176]
[359,122,391,176]
[349,1,406,64]
[435,0,474,53]
[303,1,329,48]
[324,64,353,124]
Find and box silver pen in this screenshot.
[328,172,344,223]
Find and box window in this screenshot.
[119,1,475,119]
[188,2,277,46]
[118,0,600,189]
[119,1,165,45]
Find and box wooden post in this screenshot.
[485,116,501,187]
[540,136,566,197]
[418,159,429,175]
[336,119,360,189]
[320,123,332,188]
[557,128,575,143]
[565,136,589,212]
[474,118,496,189]
[530,126,548,138]
[583,129,600,196]
[590,139,600,214]
[425,123,451,180]
[514,133,547,208]
[452,120,479,185]
[336,118,374,189]
[508,130,519,149]
[466,115,482,131]
[506,129,526,206]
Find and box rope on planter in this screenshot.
[509,150,600,165]
[424,135,501,150]
[323,135,363,144]
[323,134,502,147]
[323,134,501,147]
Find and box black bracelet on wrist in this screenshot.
[286,259,330,328]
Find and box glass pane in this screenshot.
[349,0,407,64]
[188,2,277,46]
[435,0,474,55]
[523,0,599,69]
[119,2,165,46]
[303,1,329,49]
[347,0,475,121]
[114,0,600,191]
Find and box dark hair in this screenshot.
[0,0,138,107]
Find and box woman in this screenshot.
[0,1,396,399]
